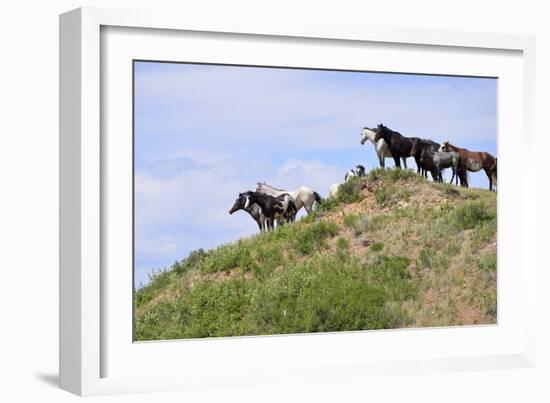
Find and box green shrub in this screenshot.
[374,185,394,206]
[415,248,450,274]
[368,167,420,183]
[336,177,362,204]
[292,221,338,255]
[173,249,209,275]
[135,269,173,307]
[199,240,256,273]
[370,242,384,252]
[451,201,495,231]
[471,219,497,247]
[342,213,359,228]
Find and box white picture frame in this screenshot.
[59,6,538,396]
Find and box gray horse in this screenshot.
[421,149,462,185]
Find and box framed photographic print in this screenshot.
[60,7,537,396]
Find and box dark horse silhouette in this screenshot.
[411,138,441,176]
[240,191,297,231]
[373,124,417,169]
[228,193,267,232]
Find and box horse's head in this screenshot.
[441,141,450,152]
[373,124,387,142]
[360,127,375,145]
[228,193,246,214]
[356,165,366,176]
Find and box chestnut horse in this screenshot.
[440,141,497,191]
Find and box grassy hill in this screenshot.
[135,169,497,341]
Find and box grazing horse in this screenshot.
[372,124,417,169]
[228,193,267,232]
[420,149,462,185]
[360,127,408,168]
[411,139,441,176]
[345,164,366,182]
[441,141,497,191]
[241,191,297,231]
[256,182,322,215]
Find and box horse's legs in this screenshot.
[304,203,313,215]
[484,168,493,191]
[379,153,385,168]
[402,157,408,169]
[461,169,469,188]
[394,156,401,169]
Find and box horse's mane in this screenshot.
[445,141,465,151]
[377,123,402,137]
[258,182,285,192]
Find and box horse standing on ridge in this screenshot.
[240,191,297,231]
[372,124,417,169]
[256,182,322,215]
[411,138,441,176]
[420,149,463,185]
[228,193,267,232]
[441,141,497,191]
[361,127,409,168]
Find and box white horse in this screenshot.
[360,127,408,168]
[329,183,341,199]
[256,182,322,215]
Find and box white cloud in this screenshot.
[274,159,343,198]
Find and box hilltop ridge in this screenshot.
[135,169,497,341]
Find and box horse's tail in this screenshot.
[313,191,323,204]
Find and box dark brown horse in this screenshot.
[441,141,497,191]
[411,138,441,177]
[373,124,417,169]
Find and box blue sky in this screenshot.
[134,61,497,287]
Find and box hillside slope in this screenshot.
[135,169,497,341]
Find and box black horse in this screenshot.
[411,138,441,176]
[373,124,417,169]
[228,193,267,232]
[240,191,297,231]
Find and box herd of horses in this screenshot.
[360,124,498,190]
[229,124,498,232]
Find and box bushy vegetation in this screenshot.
[335,176,363,203]
[135,253,417,340]
[135,168,497,341]
[367,167,420,183]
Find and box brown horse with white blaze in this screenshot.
[440,141,497,191]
